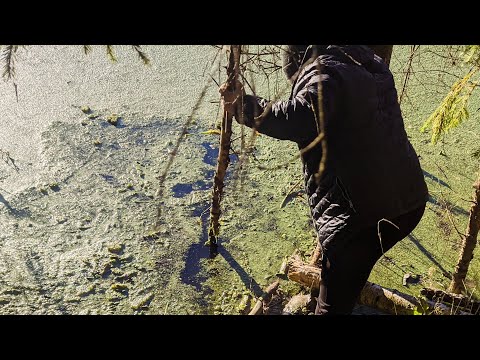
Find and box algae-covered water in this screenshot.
[0,45,478,314]
[0,45,308,314]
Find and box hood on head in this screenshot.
[282,45,331,82]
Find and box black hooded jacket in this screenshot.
[240,45,429,252]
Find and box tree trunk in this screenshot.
[207,45,241,251]
[286,255,471,315]
[449,169,480,294]
[368,45,393,67]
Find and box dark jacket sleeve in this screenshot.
[239,72,337,144]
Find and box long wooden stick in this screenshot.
[248,280,280,315]
[207,45,241,251]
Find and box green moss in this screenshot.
[142,229,161,241]
[111,283,129,292]
[106,114,120,126]
[121,254,134,263]
[0,297,10,305]
[48,182,60,191]
[115,270,138,283]
[81,106,91,114]
[76,284,95,297]
[130,293,154,310]
[106,291,123,303]
[100,263,112,278]
[107,243,125,254]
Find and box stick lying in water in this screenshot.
[248,280,280,315]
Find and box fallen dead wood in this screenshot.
[286,254,471,315]
[359,282,423,315]
[248,280,280,315]
[282,294,313,315]
[309,242,322,267]
[421,287,480,314]
[287,253,321,291]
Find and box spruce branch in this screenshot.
[1,45,19,80]
[83,45,92,55]
[420,68,478,144]
[106,45,117,63]
[132,45,150,66]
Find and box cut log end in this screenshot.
[286,253,321,292]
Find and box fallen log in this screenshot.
[248,281,280,315]
[359,281,423,315]
[286,255,471,315]
[263,289,284,315]
[421,287,480,314]
[282,294,313,315]
[287,253,321,291]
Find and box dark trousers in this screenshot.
[315,204,426,315]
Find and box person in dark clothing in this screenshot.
[220,45,429,315]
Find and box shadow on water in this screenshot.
[216,246,263,297]
[179,201,213,293]
[180,200,263,299]
[428,194,469,217]
[423,170,450,189]
[171,143,219,199]
[0,192,30,218]
[201,142,219,166]
[175,141,258,302]
[407,234,451,279]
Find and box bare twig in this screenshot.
[399,45,420,106]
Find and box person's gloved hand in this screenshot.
[219,79,245,119]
